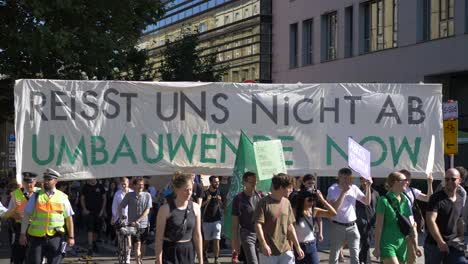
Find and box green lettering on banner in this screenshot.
[277,135,294,166]
[200,133,217,163]
[32,134,55,165]
[220,134,236,163]
[167,133,197,162]
[253,135,270,142]
[56,136,88,166]
[91,136,108,165]
[359,136,387,166]
[111,134,137,164]
[141,134,164,163]
[327,135,347,165]
[389,136,421,167]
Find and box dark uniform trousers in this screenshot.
[27,235,63,264]
[11,222,27,264]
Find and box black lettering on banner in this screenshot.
[320,98,339,123]
[120,93,137,122]
[252,95,278,124]
[344,96,362,124]
[211,93,229,124]
[103,88,120,119]
[181,91,206,121]
[81,90,99,120]
[376,95,402,124]
[51,91,67,121]
[30,91,48,121]
[156,92,178,121]
[408,96,425,125]
[284,96,290,125]
[293,98,313,124]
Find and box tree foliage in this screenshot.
[159,31,227,82]
[0,0,164,120]
[0,0,164,80]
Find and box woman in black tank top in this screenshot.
[155,172,203,264]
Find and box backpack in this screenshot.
[403,188,425,232]
[384,194,413,237]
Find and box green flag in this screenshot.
[223,131,257,240]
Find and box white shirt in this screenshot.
[326,183,365,223]
[404,187,423,225]
[112,188,133,223]
[295,218,316,242]
[404,187,423,206]
[0,201,7,217]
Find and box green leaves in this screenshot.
[159,31,227,82]
[0,0,164,81]
[0,0,164,120]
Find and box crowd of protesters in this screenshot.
[0,167,467,264]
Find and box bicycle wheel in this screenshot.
[117,232,128,264]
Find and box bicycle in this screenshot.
[115,217,138,264]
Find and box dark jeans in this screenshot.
[11,222,27,264]
[424,242,467,264]
[357,223,371,264]
[296,240,319,264]
[27,236,63,264]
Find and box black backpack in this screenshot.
[403,188,425,233]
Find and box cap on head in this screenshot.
[44,168,61,179]
[22,172,38,182]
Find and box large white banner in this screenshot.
[15,80,444,181]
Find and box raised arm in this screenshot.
[314,190,337,219]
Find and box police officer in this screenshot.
[19,168,75,264]
[4,172,41,264]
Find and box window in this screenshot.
[224,15,230,24]
[302,19,313,66]
[363,0,398,52]
[198,22,207,33]
[345,6,353,58]
[235,12,240,21]
[323,12,338,61]
[422,0,454,40]
[253,4,258,15]
[289,23,299,68]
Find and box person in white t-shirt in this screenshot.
[326,168,372,264]
[399,169,432,264]
[112,177,133,264]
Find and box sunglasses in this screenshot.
[445,177,459,182]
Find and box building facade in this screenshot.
[273,0,468,165]
[139,0,272,82]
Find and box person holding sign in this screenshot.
[373,172,421,264]
[294,188,336,264]
[399,169,433,264]
[326,168,372,264]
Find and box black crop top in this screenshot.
[164,199,196,241]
